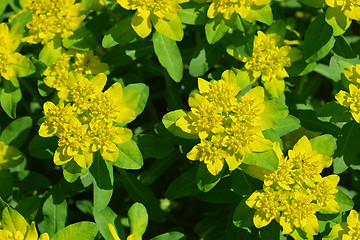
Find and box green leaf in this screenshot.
[230,169,262,197]
[310,134,336,157]
[123,83,149,117]
[2,207,29,235]
[39,37,62,67]
[162,110,198,139]
[272,115,301,137]
[89,154,114,211]
[52,222,98,240]
[329,56,342,82]
[189,42,224,77]
[298,0,325,7]
[233,198,255,228]
[325,7,352,36]
[244,4,273,26]
[62,26,97,51]
[260,221,286,240]
[0,78,22,119]
[15,196,41,223]
[334,188,354,212]
[133,134,174,159]
[333,35,356,58]
[0,0,8,15]
[93,206,126,240]
[0,116,32,148]
[153,31,183,82]
[9,12,32,35]
[119,170,164,222]
[13,171,51,195]
[333,121,360,174]
[0,170,13,202]
[205,15,231,44]
[113,139,143,170]
[196,177,241,203]
[128,202,148,240]
[196,162,223,192]
[149,232,186,240]
[258,100,288,130]
[304,14,335,63]
[178,2,208,25]
[243,149,278,171]
[153,15,184,41]
[102,15,137,48]
[102,42,154,68]
[43,184,68,237]
[28,136,57,159]
[286,58,317,77]
[63,161,86,183]
[317,101,352,123]
[166,166,201,200]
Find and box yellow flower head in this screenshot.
[335,84,360,123]
[43,50,109,92]
[344,64,360,84]
[325,210,360,240]
[0,23,34,80]
[117,0,186,41]
[177,70,273,175]
[0,207,49,240]
[39,73,136,169]
[22,0,85,44]
[207,0,271,20]
[326,0,360,20]
[0,141,24,170]
[247,136,339,236]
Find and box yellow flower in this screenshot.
[207,0,271,22]
[43,50,109,91]
[22,0,85,44]
[177,70,273,175]
[247,136,339,236]
[0,207,49,240]
[229,31,293,97]
[279,190,320,235]
[246,187,287,228]
[0,141,24,170]
[0,23,35,80]
[335,84,360,123]
[288,136,333,186]
[39,73,136,168]
[344,64,360,84]
[117,0,188,41]
[324,210,360,240]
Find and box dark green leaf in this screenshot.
[0,116,32,148]
[231,169,262,197]
[28,136,57,159]
[0,78,22,119]
[205,15,231,44]
[166,166,201,200]
[196,162,222,192]
[102,15,137,48]
[62,26,97,51]
[133,134,174,159]
[0,170,13,202]
[15,196,41,223]
[233,198,255,228]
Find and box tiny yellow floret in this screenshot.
[335,84,360,123]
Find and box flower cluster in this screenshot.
[0,207,49,240]
[207,0,271,22]
[229,31,293,97]
[335,64,360,123]
[43,49,109,92]
[246,136,339,236]
[325,210,360,240]
[39,72,136,169]
[176,70,273,175]
[117,0,188,41]
[0,23,34,81]
[21,0,85,44]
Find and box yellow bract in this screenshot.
[326,0,360,20]
[246,137,339,236]
[207,0,271,21]
[0,208,49,240]
[39,73,135,169]
[335,84,360,123]
[228,30,292,97]
[0,23,33,80]
[21,0,85,44]
[117,0,187,41]
[176,69,273,175]
[325,210,360,239]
